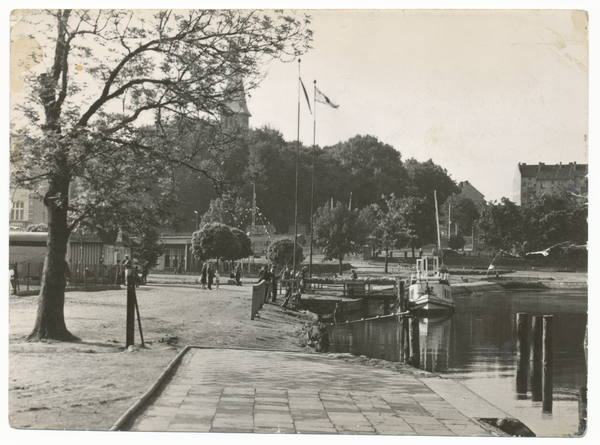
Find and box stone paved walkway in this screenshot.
[127,348,508,435]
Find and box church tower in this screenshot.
[222,75,251,131]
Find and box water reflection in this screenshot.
[419,316,452,373]
[328,289,587,437]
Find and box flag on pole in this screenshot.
[299,77,312,114]
[315,87,339,108]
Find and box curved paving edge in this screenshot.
[115,347,526,436]
[110,345,192,431]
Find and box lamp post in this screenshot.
[194,210,199,231]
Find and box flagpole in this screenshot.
[293,59,301,289]
[309,80,317,278]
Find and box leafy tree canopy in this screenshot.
[324,135,408,209]
[10,9,312,341]
[404,158,459,206]
[448,234,466,251]
[476,198,523,250]
[200,196,251,228]
[132,227,165,269]
[520,192,587,252]
[266,238,304,268]
[230,227,254,260]
[192,223,240,262]
[313,202,367,274]
[440,193,481,237]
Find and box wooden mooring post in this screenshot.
[402,315,410,364]
[542,315,554,413]
[516,313,529,395]
[530,315,543,401]
[408,316,420,368]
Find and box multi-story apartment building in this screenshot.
[513,162,588,205]
[9,188,46,231]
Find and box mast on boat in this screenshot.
[434,190,442,259]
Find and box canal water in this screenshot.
[329,288,588,437]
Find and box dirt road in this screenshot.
[8,283,309,431]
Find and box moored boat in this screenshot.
[408,255,454,318]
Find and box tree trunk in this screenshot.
[27,178,78,342]
[338,257,343,275]
[384,247,389,274]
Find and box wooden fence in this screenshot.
[10,261,125,293]
[251,280,272,320]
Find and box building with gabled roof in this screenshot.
[458,181,485,205]
[513,162,588,205]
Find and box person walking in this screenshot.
[280,266,291,298]
[207,262,215,290]
[235,263,242,286]
[257,265,268,282]
[133,266,141,288]
[11,262,20,293]
[123,255,132,286]
[269,265,278,302]
[141,264,148,285]
[200,262,207,290]
[297,266,308,293]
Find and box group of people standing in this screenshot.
[199,262,219,290]
[257,264,308,308]
[119,256,149,287]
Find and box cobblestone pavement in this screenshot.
[127,348,507,435]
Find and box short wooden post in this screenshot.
[399,281,405,312]
[126,282,136,347]
[516,313,529,395]
[398,315,405,363]
[530,315,543,401]
[402,315,410,364]
[542,315,553,413]
[409,316,420,368]
[133,292,144,346]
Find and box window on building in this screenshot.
[164,253,171,268]
[11,202,25,220]
[540,183,546,189]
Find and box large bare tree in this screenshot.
[10,9,312,341]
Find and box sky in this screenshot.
[6,5,590,204]
[245,9,589,202]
